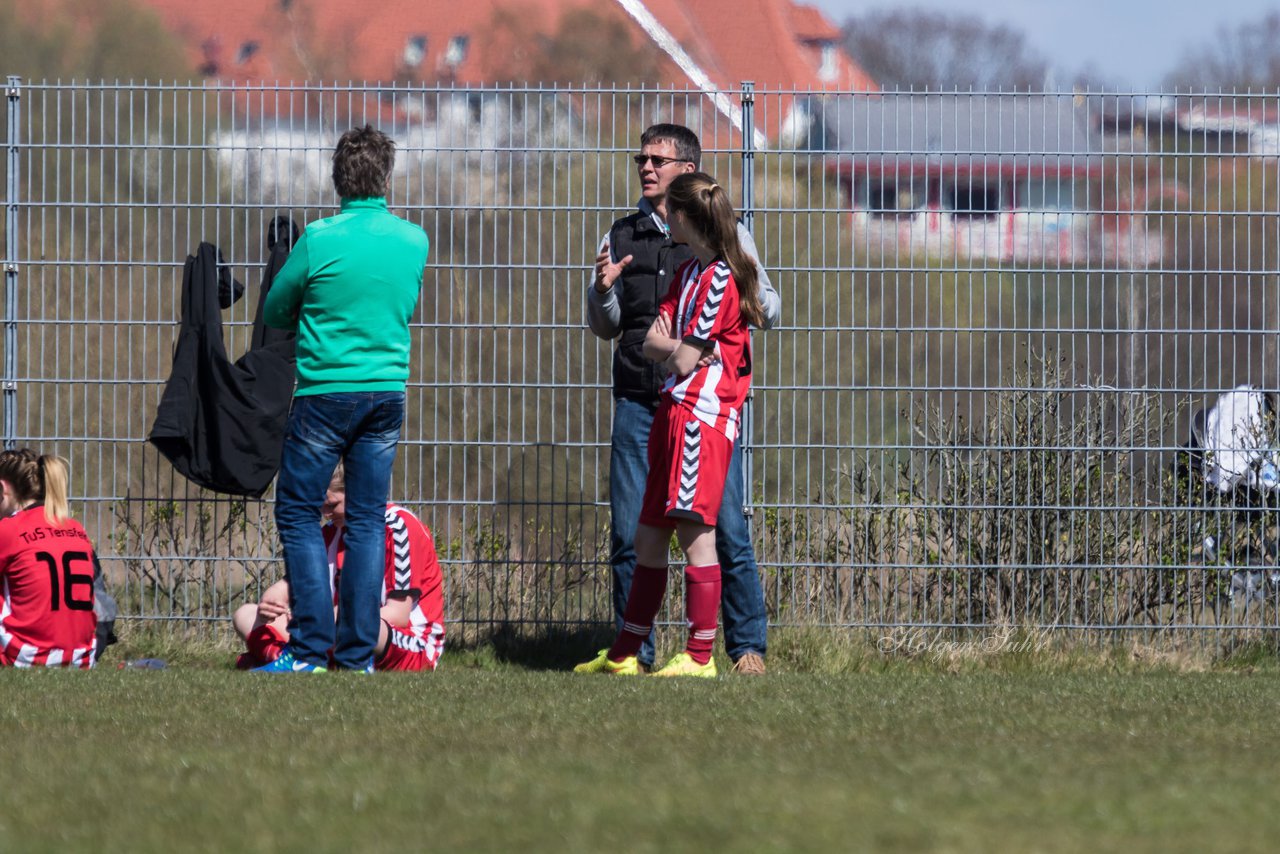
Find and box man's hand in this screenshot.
[594,242,634,293]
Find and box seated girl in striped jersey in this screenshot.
[0,449,103,668]
[235,463,445,672]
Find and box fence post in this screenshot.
[4,76,20,450]
[740,80,756,234]
[739,80,755,520]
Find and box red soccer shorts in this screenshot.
[375,622,445,672]
[639,402,734,528]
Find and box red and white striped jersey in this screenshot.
[0,505,98,668]
[322,503,445,631]
[658,258,752,441]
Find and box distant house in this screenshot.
[813,94,1166,267]
[1153,102,1280,157]
[127,0,875,146]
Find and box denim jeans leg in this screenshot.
[716,438,768,660]
[275,395,353,667]
[609,397,656,667]
[331,392,404,670]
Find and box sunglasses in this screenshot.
[633,154,690,168]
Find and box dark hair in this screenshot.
[666,172,764,328]
[640,123,701,168]
[331,125,395,199]
[0,448,72,525]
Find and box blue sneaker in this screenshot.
[251,649,327,673]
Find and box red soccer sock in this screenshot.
[608,564,669,662]
[245,623,288,664]
[684,563,721,665]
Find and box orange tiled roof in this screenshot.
[788,3,844,43]
[630,0,873,91]
[130,0,585,83]
[129,0,871,86]
[112,0,877,138]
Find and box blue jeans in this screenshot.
[609,397,768,666]
[275,391,404,670]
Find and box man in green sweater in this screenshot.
[257,125,430,673]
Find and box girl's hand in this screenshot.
[643,310,682,364]
[258,589,291,621]
[257,600,290,621]
[697,341,722,368]
[654,311,673,339]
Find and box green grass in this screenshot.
[3,629,1280,853]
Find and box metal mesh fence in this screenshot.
[4,79,1280,641]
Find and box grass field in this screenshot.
[3,630,1280,853]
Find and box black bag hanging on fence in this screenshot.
[148,235,296,497]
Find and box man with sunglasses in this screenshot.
[586,123,780,675]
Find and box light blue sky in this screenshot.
[810,0,1279,89]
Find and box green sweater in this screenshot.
[264,197,430,395]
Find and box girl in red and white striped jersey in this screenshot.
[577,172,766,678]
[234,464,445,671]
[0,449,101,668]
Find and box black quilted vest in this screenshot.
[607,210,695,405]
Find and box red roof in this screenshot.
[639,0,874,91]
[116,0,876,138]
[788,3,845,44]
[128,0,581,83]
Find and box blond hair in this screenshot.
[0,448,72,525]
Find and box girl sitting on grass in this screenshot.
[0,449,103,667]
[235,463,446,672]
[576,172,765,678]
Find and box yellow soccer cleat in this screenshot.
[653,652,717,678]
[573,649,641,675]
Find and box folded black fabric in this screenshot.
[216,246,245,309]
[149,238,296,497]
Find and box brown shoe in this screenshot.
[731,652,766,675]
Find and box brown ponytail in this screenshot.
[0,449,72,525]
[665,172,765,328]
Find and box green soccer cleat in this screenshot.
[573,649,641,675]
[653,652,717,678]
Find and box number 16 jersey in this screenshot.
[0,504,99,667]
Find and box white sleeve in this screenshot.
[585,231,622,339]
[737,222,781,330]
